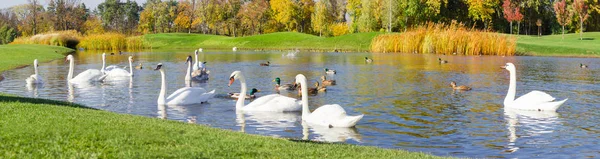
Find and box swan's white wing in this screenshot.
[244,94,301,112]
[513,90,556,106]
[106,68,130,78]
[308,104,363,128]
[104,65,121,72]
[26,74,42,84]
[166,87,213,105]
[71,69,104,82]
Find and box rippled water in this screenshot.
[1,50,599,158]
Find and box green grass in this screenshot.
[516,32,600,57]
[0,44,446,158]
[0,44,73,72]
[145,32,381,52]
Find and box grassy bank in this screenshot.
[145,32,380,52]
[516,32,600,57]
[0,44,73,72]
[0,44,445,158]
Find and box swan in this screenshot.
[232,47,237,51]
[184,56,209,82]
[101,53,122,73]
[229,71,301,112]
[295,74,363,128]
[105,56,134,78]
[502,63,567,111]
[65,54,107,83]
[193,50,201,71]
[155,63,215,105]
[25,59,43,85]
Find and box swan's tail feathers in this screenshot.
[202,90,216,102]
[98,74,108,82]
[334,114,364,128]
[548,98,568,111]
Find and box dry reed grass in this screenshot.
[11,30,82,49]
[371,22,516,56]
[78,33,146,51]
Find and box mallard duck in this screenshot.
[450,81,471,91]
[229,88,259,99]
[325,68,336,74]
[365,57,373,63]
[580,63,588,68]
[260,61,270,66]
[135,63,143,70]
[298,82,325,96]
[439,58,448,64]
[274,77,296,91]
[320,76,336,86]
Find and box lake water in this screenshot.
[1,50,599,158]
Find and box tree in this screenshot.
[174,0,192,33]
[514,7,523,35]
[297,0,315,33]
[553,0,573,39]
[312,0,333,36]
[28,0,39,35]
[536,19,542,36]
[346,0,362,32]
[270,0,298,31]
[502,0,515,34]
[465,0,497,29]
[573,0,590,40]
[82,14,105,35]
[237,0,269,35]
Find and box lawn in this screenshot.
[144,32,380,52]
[0,44,446,158]
[516,32,600,57]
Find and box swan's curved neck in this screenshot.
[299,75,310,118]
[34,62,38,75]
[195,53,199,65]
[101,55,106,72]
[504,69,517,106]
[185,61,192,85]
[158,69,167,105]
[68,58,74,81]
[236,73,247,110]
[129,59,133,76]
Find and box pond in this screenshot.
[1,50,599,158]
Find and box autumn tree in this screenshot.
[174,0,193,33]
[573,0,590,40]
[312,0,333,36]
[297,0,315,33]
[502,0,515,34]
[237,0,270,35]
[553,0,572,39]
[270,0,298,31]
[346,0,362,32]
[465,0,497,29]
[82,14,105,35]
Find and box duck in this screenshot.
[320,76,336,86]
[135,63,143,70]
[502,63,567,111]
[155,63,215,105]
[580,63,588,68]
[228,88,260,99]
[25,59,44,85]
[365,57,373,63]
[450,81,471,91]
[439,58,448,64]
[325,68,336,74]
[229,71,301,112]
[260,61,270,66]
[295,74,363,128]
[298,81,326,96]
[274,77,296,91]
[65,54,107,83]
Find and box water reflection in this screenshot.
[236,111,300,137]
[302,122,362,142]
[503,109,561,154]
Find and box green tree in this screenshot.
[465,0,498,28]
[312,0,333,36]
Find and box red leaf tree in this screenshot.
[573,0,590,40]
[553,0,573,40]
[502,0,523,34]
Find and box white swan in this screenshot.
[105,56,134,78]
[184,56,209,82]
[193,50,201,71]
[502,63,567,111]
[66,55,106,83]
[295,74,363,128]
[155,63,215,105]
[101,53,121,73]
[229,71,301,112]
[25,59,43,85]
[232,47,237,51]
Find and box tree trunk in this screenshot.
[517,22,520,35]
[562,25,565,40]
[580,18,583,40]
[510,21,513,34]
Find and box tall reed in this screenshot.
[371,22,516,56]
[78,33,146,51]
[11,30,82,49]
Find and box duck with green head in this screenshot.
[324,68,336,74]
[439,58,448,64]
[229,88,260,99]
[365,57,373,63]
[580,63,588,68]
[274,77,296,91]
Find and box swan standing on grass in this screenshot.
[155,63,215,105]
[105,56,134,78]
[65,54,107,83]
[25,59,43,85]
[229,71,301,112]
[295,74,363,128]
[502,63,567,111]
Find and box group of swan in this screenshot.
[228,71,364,128]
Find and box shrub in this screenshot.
[330,22,350,37]
[11,30,82,49]
[78,33,146,51]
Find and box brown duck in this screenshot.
[450,81,471,91]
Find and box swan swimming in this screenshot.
[229,71,301,112]
[155,63,215,105]
[65,54,106,83]
[184,56,209,82]
[502,63,567,111]
[295,74,363,128]
[105,56,134,78]
[25,59,43,85]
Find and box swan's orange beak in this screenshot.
[228,77,234,87]
[500,65,507,69]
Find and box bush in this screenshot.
[0,24,16,44]
[78,33,146,51]
[11,30,81,49]
[330,23,350,37]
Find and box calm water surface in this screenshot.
[1,50,599,158]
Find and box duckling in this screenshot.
[260,61,270,66]
[580,63,588,68]
[135,63,143,70]
[439,58,448,64]
[325,68,336,74]
[228,88,259,99]
[315,81,327,92]
[274,77,296,91]
[365,57,373,63]
[450,81,471,91]
[320,76,336,86]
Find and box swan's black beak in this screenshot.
[228,77,234,87]
[186,56,192,64]
[154,63,163,70]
